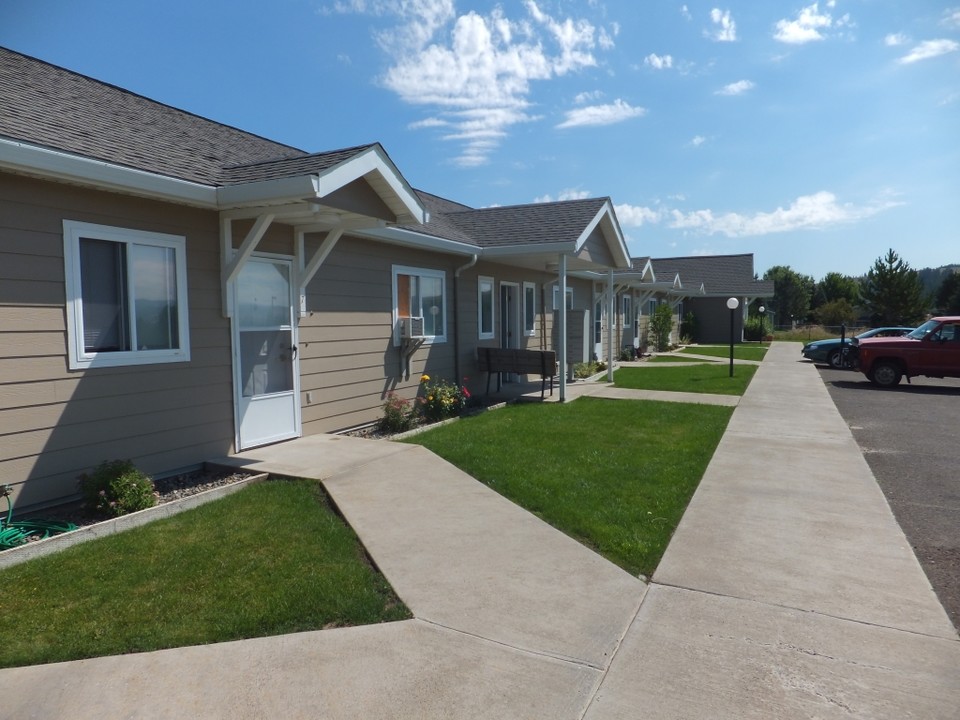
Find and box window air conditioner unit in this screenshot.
[399,316,426,340]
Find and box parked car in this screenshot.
[801,327,914,368]
[855,317,960,387]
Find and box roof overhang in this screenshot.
[0,138,427,228]
[574,199,631,269]
[0,137,218,207]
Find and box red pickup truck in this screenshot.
[854,316,960,387]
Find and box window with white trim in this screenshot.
[594,300,603,343]
[392,265,446,344]
[648,299,658,316]
[478,276,495,339]
[63,220,190,370]
[552,286,574,310]
[622,296,632,328]
[523,282,536,336]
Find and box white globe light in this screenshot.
[726,297,740,310]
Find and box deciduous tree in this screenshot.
[763,265,814,326]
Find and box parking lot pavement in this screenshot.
[817,365,960,631]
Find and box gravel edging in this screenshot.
[0,472,269,570]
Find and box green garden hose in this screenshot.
[0,488,77,551]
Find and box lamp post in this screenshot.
[726,297,739,377]
[758,305,765,345]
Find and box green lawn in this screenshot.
[406,398,733,577]
[647,355,716,363]
[615,363,757,395]
[0,478,409,668]
[679,345,768,361]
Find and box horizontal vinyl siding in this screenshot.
[0,174,235,511]
[298,236,458,433]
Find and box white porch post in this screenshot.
[607,269,615,382]
[558,253,568,402]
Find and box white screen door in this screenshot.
[233,256,301,449]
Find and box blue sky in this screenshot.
[2,0,958,280]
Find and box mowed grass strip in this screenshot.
[646,355,717,363]
[679,345,768,361]
[0,478,409,668]
[615,363,757,395]
[406,398,732,578]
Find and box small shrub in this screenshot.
[379,392,415,433]
[648,304,674,351]
[744,317,764,341]
[418,374,469,422]
[574,361,605,378]
[79,460,157,517]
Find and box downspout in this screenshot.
[607,269,615,382]
[559,254,568,402]
[453,254,479,386]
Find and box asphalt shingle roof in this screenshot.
[404,195,609,249]
[0,47,381,187]
[651,254,774,295]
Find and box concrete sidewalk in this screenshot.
[1,342,957,718]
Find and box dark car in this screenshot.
[856,317,960,387]
[801,327,913,368]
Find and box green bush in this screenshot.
[378,392,414,433]
[574,361,606,378]
[744,317,764,341]
[648,304,674,351]
[79,460,157,517]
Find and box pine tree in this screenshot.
[859,249,928,325]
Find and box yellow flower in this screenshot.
[428,395,434,401]
[421,374,431,383]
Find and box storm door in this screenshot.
[232,255,301,449]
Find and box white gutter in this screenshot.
[0,138,217,207]
[362,226,481,257]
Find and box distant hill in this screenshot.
[918,265,960,296]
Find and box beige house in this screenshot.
[0,48,630,512]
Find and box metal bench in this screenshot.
[477,347,557,399]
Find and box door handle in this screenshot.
[289,344,298,359]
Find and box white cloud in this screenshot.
[408,117,449,130]
[690,135,707,147]
[942,8,960,28]
[774,3,834,44]
[556,99,646,129]
[535,189,592,203]
[574,90,604,104]
[898,39,960,64]
[884,33,908,47]
[667,191,902,237]
[681,5,692,21]
[614,204,664,227]
[644,53,674,70]
[707,8,737,42]
[715,79,755,96]
[334,0,612,166]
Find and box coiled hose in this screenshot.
[0,487,77,550]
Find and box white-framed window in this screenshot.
[552,286,574,311]
[478,276,495,339]
[63,220,190,370]
[523,282,537,337]
[594,299,603,343]
[648,299,658,316]
[622,296,632,328]
[392,265,446,344]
